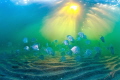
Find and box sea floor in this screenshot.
[0,55,120,80]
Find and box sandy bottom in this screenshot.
[0,55,120,80]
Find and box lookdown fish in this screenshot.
[24,46,30,51]
[84,49,92,57]
[31,43,39,51]
[67,35,74,42]
[45,47,55,56]
[63,40,69,45]
[71,46,80,54]
[23,37,28,43]
[100,36,105,42]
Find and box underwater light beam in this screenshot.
[40,1,82,42]
[70,5,78,10]
[81,3,120,40]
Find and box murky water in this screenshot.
[0,0,120,80]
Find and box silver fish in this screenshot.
[78,32,84,38]
[78,32,87,39]
[63,40,69,45]
[31,44,39,51]
[75,55,81,62]
[66,50,72,56]
[24,46,30,51]
[71,46,80,54]
[23,37,28,43]
[94,47,101,53]
[45,47,55,56]
[67,35,74,42]
[84,49,92,57]
[83,35,87,39]
[76,36,81,41]
[100,36,105,42]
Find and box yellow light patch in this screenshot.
[70,5,78,10]
[40,2,82,42]
[82,4,120,40]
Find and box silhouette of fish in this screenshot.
[100,36,105,42]
[23,37,28,43]
[63,40,69,45]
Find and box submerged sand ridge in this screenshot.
[0,55,120,80]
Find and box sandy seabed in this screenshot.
[0,55,120,80]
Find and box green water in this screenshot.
[1,1,120,80]
[0,0,120,60]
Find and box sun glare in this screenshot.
[41,2,82,41]
[70,5,78,10]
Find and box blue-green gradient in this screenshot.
[0,0,120,56]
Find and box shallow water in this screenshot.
[0,0,120,80]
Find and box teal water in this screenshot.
[0,0,120,80]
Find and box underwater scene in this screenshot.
[0,0,120,80]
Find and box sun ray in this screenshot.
[40,1,82,42]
